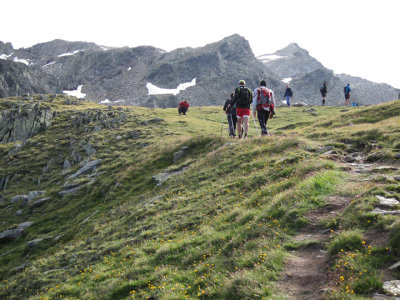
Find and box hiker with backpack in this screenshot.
[223,92,237,137]
[284,84,293,107]
[228,80,252,139]
[252,80,276,136]
[320,82,328,106]
[178,99,189,115]
[344,83,351,106]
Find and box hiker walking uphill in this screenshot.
[344,83,351,106]
[320,82,328,106]
[284,84,293,107]
[223,92,237,137]
[178,99,189,115]
[252,80,276,136]
[228,80,252,139]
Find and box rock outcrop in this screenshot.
[0,101,53,143]
[0,60,61,98]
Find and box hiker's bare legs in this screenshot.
[237,117,242,137]
[243,116,249,137]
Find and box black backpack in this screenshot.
[236,86,251,106]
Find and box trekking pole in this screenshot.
[228,114,234,137]
[251,112,260,136]
[220,114,225,136]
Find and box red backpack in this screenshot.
[256,87,271,110]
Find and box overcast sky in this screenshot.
[1,0,399,88]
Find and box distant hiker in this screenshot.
[178,99,189,115]
[344,83,351,106]
[252,80,276,136]
[284,84,293,106]
[228,80,252,139]
[223,92,237,137]
[320,82,328,106]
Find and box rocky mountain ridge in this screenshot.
[258,43,399,105]
[0,35,285,107]
[1,37,399,107]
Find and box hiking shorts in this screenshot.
[345,93,350,100]
[236,108,250,118]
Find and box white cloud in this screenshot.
[147,78,196,96]
[63,85,86,99]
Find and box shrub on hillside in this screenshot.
[328,230,364,256]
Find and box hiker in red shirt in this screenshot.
[178,99,189,115]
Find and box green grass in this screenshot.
[0,96,399,299]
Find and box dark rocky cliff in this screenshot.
[0,60,62,98]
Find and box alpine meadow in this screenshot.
[0,94,400,299]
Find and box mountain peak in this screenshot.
[0,41,14,54]
[276,42,309,56]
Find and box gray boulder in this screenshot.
[84,143,96,156]
[130,131,140,139]
[63,159,72,169]
[10,263,30,274]
[58,186,82,197]
[153,167,188,186]
[173,146,189,162]
[11,195,29,206]
[0,229,23,241]
[66,159,102,181]
[344,156,356,163]
[0,221,33,242]
[28,190,45,202]
[316,146,334,154]
[18,221,33,230]
[29,197,51,208]
[0,175,10,191]
[389,261,400,272]
[382,280,400,296]
[27,238,44,248]
[370,208,400,215]
[376,195,399,209]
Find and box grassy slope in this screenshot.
[0,96,399,299]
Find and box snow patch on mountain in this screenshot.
[13,57,30,65]
[63,85,86,98]
[147,78,197,96]
[43,61,55,67]
[282,78,292,83]
[257,54,285,63]
[0,52,13,60]
[58,50,83,57]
